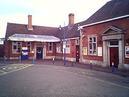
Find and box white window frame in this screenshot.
[65,40,70,54]
[75,39,79,45]
[56,43,61,53]
[88,35,97,55]
[12,41,22,54]
[48,42,53,52]
[26,42,31,52]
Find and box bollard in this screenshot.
[71,62,74,67]
[90,60,93,70]
[52,57,55,64]
[4,56,6,64]
[71,59,74,67]
[112,62,115,73]
[19,56,21,63]
[32,57,35,64]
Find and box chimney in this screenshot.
[28,15,33,30]
[68,13,74,25]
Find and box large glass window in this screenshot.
[88,36,97,55]
[12,42,22,53]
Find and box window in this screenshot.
[65,40,70,53]
[110,40,118,45]
[12,42,22,53]
[66,40,70,48]
[88,36,97,55]
[56,43,61,53]
[75,39,79,45]
[48,42,53,51]
[26,42,31,52]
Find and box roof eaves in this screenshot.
[80,14,129,28]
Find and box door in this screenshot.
[110,47,119,68]
[76,45,80,62]
[36,47,43,59]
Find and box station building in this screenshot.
[4,0,129,70]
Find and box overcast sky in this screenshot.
[0,0,110,38]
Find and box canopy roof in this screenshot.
[8,34,60,42]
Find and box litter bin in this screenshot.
[21,47,28,60]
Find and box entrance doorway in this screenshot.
[102,26,125,69]
[110,47,119,68]
[36,47,43,59]
[76,45,80,62]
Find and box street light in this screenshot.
[78,24,83,63]
[59,25,66,66]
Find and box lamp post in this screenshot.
[59,25,66,66]
[78,24,83,63]
[31,50,35,64]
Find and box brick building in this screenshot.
[5,14,79,61]
[4,0,129,70]
[79,0,129,69]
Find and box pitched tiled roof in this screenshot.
[81,0,129,26]
[56,24,80,39]
[5,23,59,39]
[6,23,80,40]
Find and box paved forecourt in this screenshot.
[0,64,129,97]
[0,64,32,76]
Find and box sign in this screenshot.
[83,47,87,55]
[63,41,66,48]
[98,47,102,56]
[21,47,28,60]
[125,46,129,58]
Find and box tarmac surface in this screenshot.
[0,60,129,97]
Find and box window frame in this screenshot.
[12,41,22,54]
[88,35,97,55]
[75,39,79,45]
[56,43,61,53]
[48,42,53,52]
[26,42,31,52]
[65,40,70,54]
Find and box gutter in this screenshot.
[80,14,129,28]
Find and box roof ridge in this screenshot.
[7,22,58,29]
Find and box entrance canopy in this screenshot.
[8,34,60,42]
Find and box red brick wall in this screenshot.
[82,17,129,63]
[4,41,58,59]
[55,39,77,59]
[4,41,35,59]
[69,39,76,58]
[55,42,63,58]
[4,41,12,58]
[46,42,55,56]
